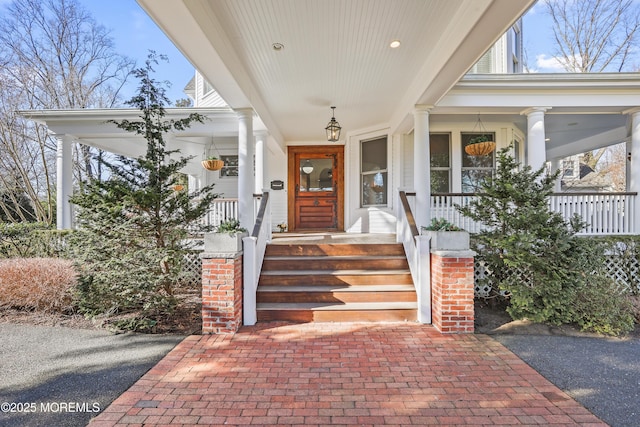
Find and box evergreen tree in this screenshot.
[461,146,634,335]
[459,146,584,323]
[69,53,218,329]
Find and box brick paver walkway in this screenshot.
[89,322,606,426]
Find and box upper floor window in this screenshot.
[562,159,575,178]
[430,133,451,193]
[202,79,214,96]
[509,23,523,73]
[361,136,388,207]
[461,133,495,193]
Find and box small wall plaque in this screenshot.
[270,180,284,190]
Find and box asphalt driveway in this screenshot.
[495,334,640,427]
[0,323,183,427]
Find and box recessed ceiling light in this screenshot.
[389,40,401,48]
[272,42,284,51]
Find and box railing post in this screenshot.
[416,235,431,324]
[242,236,257,325]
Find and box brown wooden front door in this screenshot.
[288,145,344,231]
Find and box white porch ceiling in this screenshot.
[137,0,535,146]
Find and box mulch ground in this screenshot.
[2,291,639,338]
[0,285,202,335]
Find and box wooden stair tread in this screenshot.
[257,284,416,292]
[264,255,407,260]
[260,269,410,276]
[257,239,417,323]
[257,302,417,310]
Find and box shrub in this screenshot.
[573,274,634,336]
[216,218,247,234]
[0,258,77,313]
[422,218,462,231]
[0,222,70,258]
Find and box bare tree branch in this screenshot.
[544,0,640,72]
[0,0,135,223]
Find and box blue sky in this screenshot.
[522,2,565,72]
[77,0,195,103]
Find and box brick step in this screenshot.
[265,243,405,257]
[256,302,418,323]
[261,256,409,271]
[257,284,417,303]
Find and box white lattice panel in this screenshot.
[475,256,640,297]
[182,252,202,287]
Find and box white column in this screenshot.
[550,158,562,192]
[629,110,640,233]
[56,135,73,230]
[413,106,431,229]
[523,107,548,171]
[255,132,268,193]
[237,109,255,229]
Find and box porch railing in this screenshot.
[201,198,239,229]
[549,192,636,235]
[428,192,637,235]
[200,197,264,230]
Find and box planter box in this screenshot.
[422,230,469,251]
[204,231,248,253]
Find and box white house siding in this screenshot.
[198,137,238,198]
[401,132,414,189]
[400,120,525,195]
[194,73,228,108]
[266,144,288,231]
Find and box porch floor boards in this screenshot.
[256,233,418,323]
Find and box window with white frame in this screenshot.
[461,132,495,193]
[219,155,238,177]
[562,159,575,178]
[202,79,214,96]
[509,23,523,73]
[512,137,522,169]
[361,136,388,207]
[430,133,451,193]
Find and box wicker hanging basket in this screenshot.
[465,141,496,156]
[201,159,224,171]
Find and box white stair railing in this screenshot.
[243,192,271,326]
[397,190,431,324]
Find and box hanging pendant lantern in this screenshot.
[325,106,341,142]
